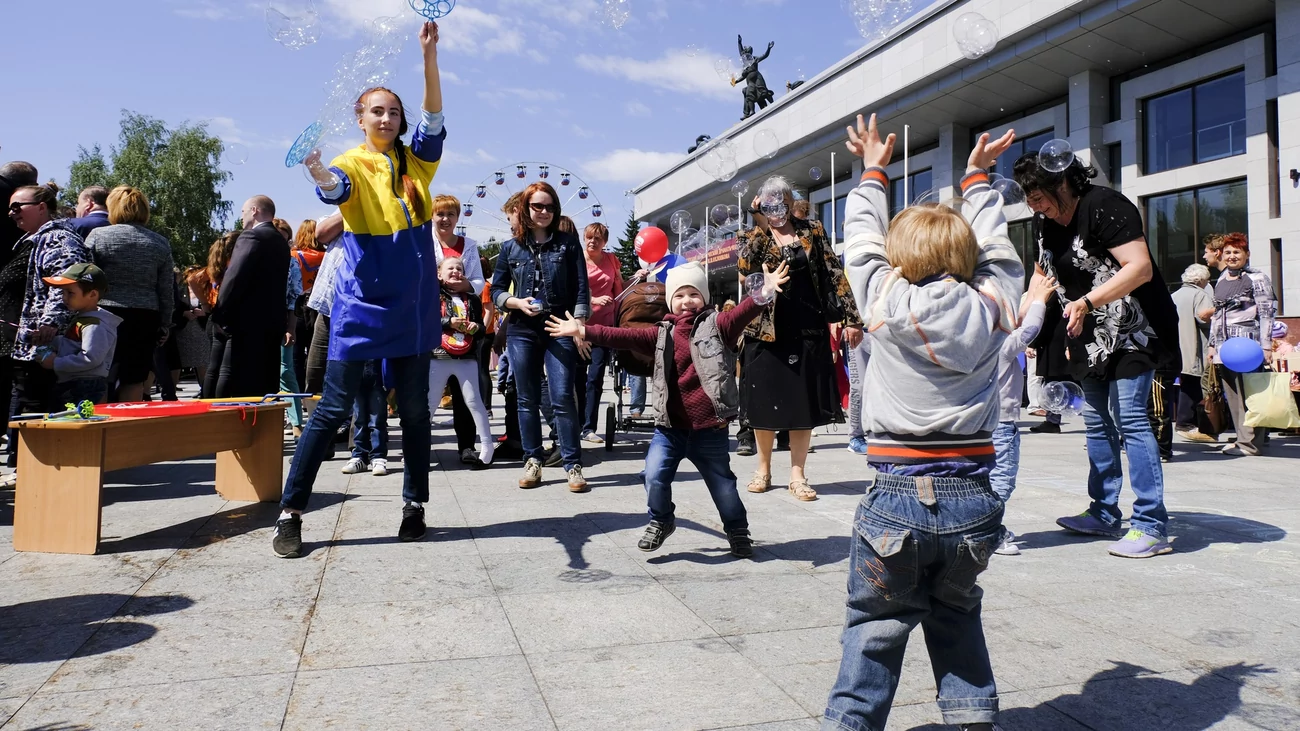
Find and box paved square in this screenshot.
[2,415,1299,730]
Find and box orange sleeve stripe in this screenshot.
[860,169,889,186]
[961,172,990,190]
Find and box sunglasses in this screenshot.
[529,203,556,213]
[7,201,41,214]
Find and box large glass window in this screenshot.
[889,169,933,217]
[1144,71,1246,174]
[818,196,847,243]
[1145,180,1247,287]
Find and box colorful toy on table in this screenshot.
[44,400,107,422]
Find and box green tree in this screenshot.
[614,209,642,281]
[61,111,234,265]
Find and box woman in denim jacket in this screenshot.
[490,181,590,491]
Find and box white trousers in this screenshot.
[429,357,495,464]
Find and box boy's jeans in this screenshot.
[989,421,1020,503]
[1080,371,1168,538]
[823,473,1003,731]
[645,426,747,533]
[351,360,389,462]
[52,377,109,407]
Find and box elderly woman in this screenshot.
[1208,233,1278,456]
[84,186,175,402]
[737,175,863,502]
[1171,263,1215,440]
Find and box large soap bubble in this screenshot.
[603,0,631,30]
[953,12,999,59]
[266,1,321,50]
[746,272,775,306]
[710,204,730,226]
[715,158,739,182]
[1039,139,1076,173]
[714,57,736,83]
[223,143,249,166]
[754,129,780,160]
[670,210,692,234]
[989,173,1026,205]
[809,167,823,181]
[731,180,750,199]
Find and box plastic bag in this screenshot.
[1243,372,1300,429]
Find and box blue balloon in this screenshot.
[1220,337,1265,372]
[1017,351,1026,371]
[654,253,685,282]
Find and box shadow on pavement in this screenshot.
[1013,511,1285,554]
[0,593,194,664]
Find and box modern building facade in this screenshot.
[633,0,1300,313]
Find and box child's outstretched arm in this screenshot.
[718,261,790,342]
[840,114,896,315]
[961,131,1025,317]
[546,312,657,354]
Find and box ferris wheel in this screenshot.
[455,162,607,245]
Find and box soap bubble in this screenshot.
[731,180,750,199]
[746,272,774,306]
[670,210,692,234]
[223,143,249,166]
[989,174,1026,205]
[809,166,823,181]
[714,57,736,83]
[407,0,456,20]
[846,0,914,42]
[715,158,739,182]
[696,149,722,178]
[630,194,643,215]
[1039,139,1075,173]
[685,43,701,57]
[678,230,706,261]
[714,139,738,162]
[266,1,320,50]
[754,129,780,160]
[953,12,998,59]
[603,0,631,30]
[727,204,741,222]
[710,204,730,226]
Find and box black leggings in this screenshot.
[305,312,330,394]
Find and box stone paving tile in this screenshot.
[499,583,717,653]
[479,545,656,595]
[316,546,496,604]
[285,657,555,730]
[0,698,20,727]
[0,623,100,700]
[659,571,847,636]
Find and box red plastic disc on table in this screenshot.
[96,401,213,418]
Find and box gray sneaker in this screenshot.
[1056,511,1125,538]
[1108,529,1173,558]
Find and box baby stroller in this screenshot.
[604,278,668,450]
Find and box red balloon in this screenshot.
[634,226,669,263]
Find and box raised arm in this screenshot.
[840,114,896,315]
[756,41,774,63]
[420,21,443,115]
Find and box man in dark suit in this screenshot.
[67,186,112,239]
[209,195,290,398]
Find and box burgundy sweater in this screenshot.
[585,297,762,430]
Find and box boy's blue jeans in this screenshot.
[1080,371,1168,539]
[989,421,1020,503]
[823,473,1003,731]
[52,377,109,407]
[351,360,389,462]
[644,426,747,533]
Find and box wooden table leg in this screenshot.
[215,409,285,503]
[13,428,106,555]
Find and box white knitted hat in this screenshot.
[665,262,710,305]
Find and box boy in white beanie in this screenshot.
[547,260,788,557]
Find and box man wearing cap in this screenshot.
[39,262,122,406]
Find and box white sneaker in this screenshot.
[371,458,389,476]
[341,457,367,474]
[994,530,1021,556]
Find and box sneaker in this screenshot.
[495,440,525,461]
[1056,511,1125,537]
[371,458,388,476]
[1107,529,1172,558]
[637,520,675,552]
[272,515,303,558]
[460,447,483,466]
[398,503,426,542]
[726,528,754,558]
[1220,445,1258,457]
[1030,421,1061,434]
[1176,428,1217,444]
[994,529,1020,556]
[736,436,756,457]
[567,465,589,493]
[581,431,605,444]
[846,436,868,455]
[543,444,563,467]
[340,457,367,474]
[519,458,543,489]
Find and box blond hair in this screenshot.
[107,185,150,225]
[886,204,979,282]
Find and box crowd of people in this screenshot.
[4,19,1297,731]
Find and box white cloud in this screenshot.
[316,0,409,27]
[441,69,466,85]
[581,149,683,184]
[497,0,600,25]
[576,50,733,102]
[571,125,596,139]
[475,148,498,163]
[476,87,565,106]
[171,0,245,20]
[437,7,526,57]
[624,101,651,117]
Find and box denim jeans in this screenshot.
[576,345,611,434]
[645,426,747,533]
[823,474,1003,731]
[351,360,388,462]
[1080,371,1168,538]
[506,320,581,468]
[281,353,430,512]
[52,377,109,408]
[629,374,647,413]
[280,343,303,428]
[989,421,1020,503]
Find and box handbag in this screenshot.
[1200,363,1228,436]
[1243,372,1300,429]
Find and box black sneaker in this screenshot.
[398,503,426,542]
[460,447,484,466]
[726,528,754,558]
[637,520,675,552]
[543,443,563,467]
[736,436,756,457]
[1030,421,1061,434]
[272,515,302,558]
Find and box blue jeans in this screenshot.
[645,427,747,532]
[629,374,647,413]
[577,345,611,434]
[506,320,581,468]
[281,354,430,512]
[280,343,303,427]
[989,421,1020,503]
[351,360,389,462]
[1080,371,1167,538]
[52,377,108,407]
[824,474,1003,731]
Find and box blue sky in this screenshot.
[1,0,878,244]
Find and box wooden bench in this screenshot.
[10,403,287,555]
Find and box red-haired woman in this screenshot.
[274,20,446,558]
[490,181,590,491]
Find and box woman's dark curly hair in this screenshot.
[1011,152,1099,208]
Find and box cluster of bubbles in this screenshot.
[953,12,999,60]
[603,0,631,30]
[714,57,737,85]
[407,0,455,20]
[266,0,321,50]
[753,129,780,160]
[695,138,740,183]
[844,0,917,42]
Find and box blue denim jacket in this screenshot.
[490,231,591,323]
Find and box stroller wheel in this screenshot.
[605,404,616,451]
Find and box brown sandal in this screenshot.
[747,472,772,493]
[788,479,817,501]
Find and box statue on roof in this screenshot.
[734,35,775,120]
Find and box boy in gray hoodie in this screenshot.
[821,115,1024,731]
[39,262,121,406]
